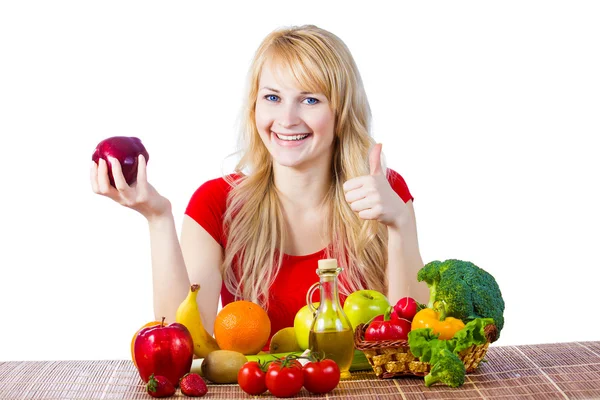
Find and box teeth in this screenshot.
[275,133,309,141]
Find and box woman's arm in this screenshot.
[180,215,223,335]
[147,211,191,324]
[91,156,222,328]
[148,214,223,331]
[386,201,429,306]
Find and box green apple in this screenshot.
[343,290,390,330]
[293,302,319,350]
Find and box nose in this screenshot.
[277,103,301,129]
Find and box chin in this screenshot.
[273,156,306,169]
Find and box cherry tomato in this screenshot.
[238,361,267,396]
[303,359,340,394]
[265,359,304,398]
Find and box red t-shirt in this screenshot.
[184,169,413,341]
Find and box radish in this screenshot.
[393,297,418,321]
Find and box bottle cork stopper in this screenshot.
[318,259,338,270]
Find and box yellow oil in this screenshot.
[308,329,354,378]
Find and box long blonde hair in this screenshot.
[222,25,388,307]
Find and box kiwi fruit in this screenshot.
[200,350,248,384]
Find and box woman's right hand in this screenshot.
[90,154,172,221]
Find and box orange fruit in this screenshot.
[213,301,271,355]
[131,321,161,367]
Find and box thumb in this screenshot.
[369,143,383,175]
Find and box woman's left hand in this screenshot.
[343,143,408,229]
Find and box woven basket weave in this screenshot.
[353,323,498,379]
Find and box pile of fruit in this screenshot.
[130,258,504,396]
[131,283,347,398]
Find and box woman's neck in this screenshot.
[272,162,332,213]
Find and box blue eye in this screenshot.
[265,94,279,102]
[304,97,319,105]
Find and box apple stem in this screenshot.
[161,317,166,327]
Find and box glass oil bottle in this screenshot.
[306,258,354,379]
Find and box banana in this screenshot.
[176,284,220,358]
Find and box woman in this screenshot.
[90,25,428,339]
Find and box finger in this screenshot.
[349,197,376,213]
[90,161,100,193]
[137,154,147,185]
[358,208,380,220]
[109,157,129,192]
[343,176,367,193]
[344,187,368,203]
[97,158,115,194]
[369,143,383,176]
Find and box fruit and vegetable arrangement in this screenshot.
[131,283,348,398]
[355,259,505,388]
[129,258,503,396]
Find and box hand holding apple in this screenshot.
[90,137,171,220]
[92,136,149,187]
[133,318,194,387]
[342,290,390,331]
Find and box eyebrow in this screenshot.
[260,87,314,95]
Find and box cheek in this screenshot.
[310,112,335,138]
[254,104,269,131]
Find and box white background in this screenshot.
[1,1,598,361]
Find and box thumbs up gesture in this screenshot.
[343,143,408,228]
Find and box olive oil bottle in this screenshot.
[306,259,354,379]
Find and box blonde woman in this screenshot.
[90,25,428,342]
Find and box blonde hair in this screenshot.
[222,25,388,307]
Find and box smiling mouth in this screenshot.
[273,132,311,141]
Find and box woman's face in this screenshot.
[255,61,335,171]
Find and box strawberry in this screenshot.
[146,374,175,398]
[179,373,208,397]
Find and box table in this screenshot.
[1,341,599,399]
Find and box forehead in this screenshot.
[258,55,326,96]
[258,60,304,91]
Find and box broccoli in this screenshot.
[424,349,466,388]
[409,320,493,388]
[418,259,505,338]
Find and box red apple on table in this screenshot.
[133,318,194,387]
[342,290,390,330]
[92,136,149,187]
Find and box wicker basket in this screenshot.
[353,323,498,379]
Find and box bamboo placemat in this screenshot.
[1,341,599,399]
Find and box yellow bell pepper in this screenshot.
[411,308,465,340]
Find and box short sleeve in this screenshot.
[184,177,232,247]
[386,168,414,203]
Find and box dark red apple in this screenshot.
[91,136,149,187]
[133,318,194,387]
